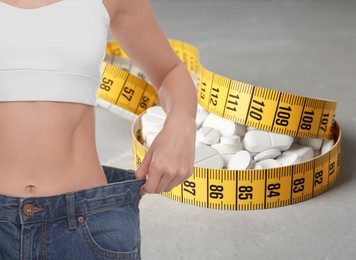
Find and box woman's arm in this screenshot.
[109,0,197,194]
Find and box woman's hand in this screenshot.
[109,0,198,193]
[135,114,196,195]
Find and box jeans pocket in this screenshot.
[79,202,141,260]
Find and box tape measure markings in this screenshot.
[132,120,340,210]
[100,61,158,115]
[167,40,336,138]
[317,100,336,138]
[273,92,304,136]
[101,39,341,210]
[224,80,253,125]
[314,150,329,196]
[101,39,336,139]
[138,122,340,210]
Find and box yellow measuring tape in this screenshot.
[99,39,341,210]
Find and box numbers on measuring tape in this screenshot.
[135,155,142,168]
[238,186,253,200]
[249,99,265,121]
[301,110,314,131]
[100,77,113,91]
[329,162,335,176]
[314,170,323,186]
[209,185,224,199]
[293,178,305,193]
[320,112,329,132]
[210,87,219,106]
[183,181,196,196]
[122,86,135,101]
[226,93,240,112]
[267,183,281,198]
[200,81,206,100]
[139,95,150,110]
[275,106,292,127]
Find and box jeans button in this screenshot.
[23,204,35,217]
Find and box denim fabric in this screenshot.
[0,165,145,260]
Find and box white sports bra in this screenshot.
[0,0,110,106]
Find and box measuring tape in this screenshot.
[98,39,341,210]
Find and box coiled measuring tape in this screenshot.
[98,39,341,210]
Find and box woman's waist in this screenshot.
[0,101,109,196]
[0,147,108,197]
[0,102,98,173]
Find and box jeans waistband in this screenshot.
[0,165,145,228]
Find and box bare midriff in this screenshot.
[0,101,108,197]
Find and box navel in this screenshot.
[25,184,37,194]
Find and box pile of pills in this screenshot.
[141,105,335,170]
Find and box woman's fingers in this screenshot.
[137,148,194,195]
[137,116,196,195]
[135,149,152,180]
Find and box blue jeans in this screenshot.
[0,165,145,260]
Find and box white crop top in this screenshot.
[0,0,110,106]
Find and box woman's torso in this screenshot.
[0,0,117,197]
[0,102,108,197]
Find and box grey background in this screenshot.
[98,0,356,259]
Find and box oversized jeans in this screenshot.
[0,165,145,260]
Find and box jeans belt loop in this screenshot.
[65,193,77,231]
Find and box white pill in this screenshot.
[202,113,236,136]
[212,142,243,155]
[142,127,153,141]
[141,106,166,139]
[141,112,165,133]
[254,149,281,162]
[234,123,247,138]
[277,144,314,163]
[194,144,224,169]
[195,140,204,146]
[196,109,209,129]
[221,154,234,168]
[321,139,335,155]
[291,144,314,162]
[220,135,241,145]
[146,105,166,117]
[197,127,221,145]
[265,133,294,152]
[141,121,164,141]
[254,162,263,170]
[276,153,301,166]
[258,159,282,169]
[227,150,252,170]
[299,138,323,151]
[243,130,294,153]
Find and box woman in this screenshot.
[0,0,197,259]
